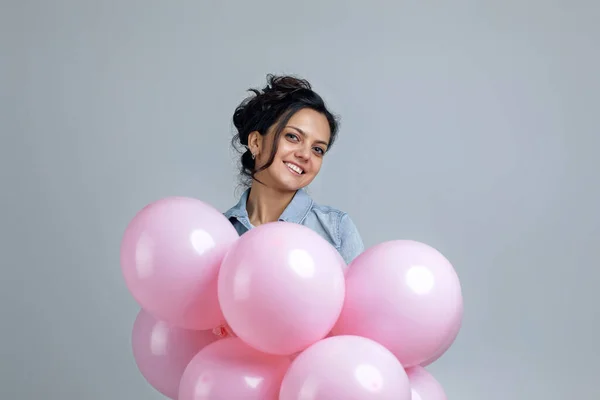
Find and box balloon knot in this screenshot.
[212,324,233,338]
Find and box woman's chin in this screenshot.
[272,181,306,193]
[265,171,314,192]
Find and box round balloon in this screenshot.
[331,240,463,368]
[406,366,447,400]
[217,221,346,355]
[420,300,463,367]
[279,335,411,400]
[178,337,290,400]
[121,197,239,330]
[131,309,219,399]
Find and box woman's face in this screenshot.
[251,108,331,192]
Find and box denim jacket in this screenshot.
[223,188,364,264]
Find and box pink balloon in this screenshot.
[420,301,463,367]
[120,197,239,330]
[331,240,463,368]
[288,329,335,362]
[131,309,219,399]
[406,366,447,400]
[178,337,291,400]
[279,335,411,400]
[217,222,345,355]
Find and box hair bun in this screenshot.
[232,75,311,138]
[264,74,312,93]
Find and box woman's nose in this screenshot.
[295,146,310,160]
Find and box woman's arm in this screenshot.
[338,213,365,265]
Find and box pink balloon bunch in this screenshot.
[121,196,463,399]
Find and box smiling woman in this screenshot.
[224,74,364,265]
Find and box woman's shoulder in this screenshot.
[311,201,346,217]
[309,200,360,236]
[309,200,364,264]
[309,199,348,220]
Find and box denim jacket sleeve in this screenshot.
[338,213,364,264]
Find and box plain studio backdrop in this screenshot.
[1,0,598,399]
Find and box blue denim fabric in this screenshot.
[223,188,364,264]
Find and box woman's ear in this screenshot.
[247,130,261,157]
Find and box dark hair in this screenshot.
[231,74,339,186]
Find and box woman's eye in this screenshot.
[285,133,299,141]
[313,147,325,155]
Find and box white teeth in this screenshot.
[285,162,303,174]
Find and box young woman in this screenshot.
[223,74,364,265]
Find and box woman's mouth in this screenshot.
[284,162,304,175]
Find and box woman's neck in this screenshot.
[246,184,296,226]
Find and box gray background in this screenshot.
[2,0,598,399]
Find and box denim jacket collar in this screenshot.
[224,188,314,225]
